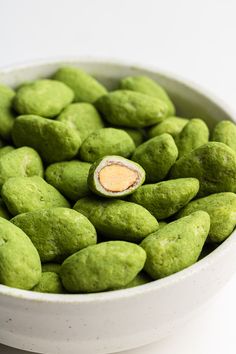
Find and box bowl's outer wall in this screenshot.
[0,59,235,354]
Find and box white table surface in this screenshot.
[0,0,236,353]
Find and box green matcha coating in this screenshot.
[33,272,64,294]
[177,192,236,243]
[212,120,236,153]
[116,271,151,289]
[79,128,135,162]
[12,115,81,163]
[87,156,146,198]
[53,66,107,103]
[148,116,188,139]
[122,128,145,147]
[0,199,11,220]
[130,178,199,219]
[0,146,15,158]
[120,76,175,116]
[0,147,43,190]
[175,119,209,158]
[74,197,159,242]
[57,103,104,142]
[0,84,16,140]
[42,263,61,274]
[13,79,74,118]
[170,142,236,197]
[2,176,69,216]
[45,160,91,202]
[12,207,97,262]
[132,133,178,183]
[141,211,210,279]
[60,241,146,293]
[0,217,41,290]
[95,90,168,128]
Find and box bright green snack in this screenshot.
[177,192,236,243]
[53,66,107,103]
[95,90,168,128]
[88,156,145,198]
[141,211,210,279]
[120,76,175,116]
[42,263,61,274]
[0,217,41,290]
[74,197,159,242]
[33,272,64,294]
[212,120,236,153]
[13,79,74,118]
[0,199,11,219]
[130,178,199,219]
[57,103,104,142]
[2,176,69,216]
[122,128,145,147]
[175,119,209,158]
[116,272,151,289]
[60,241,146,293]
[0,146,15,158]
[170,142,236,197]
[148,116,188,139]
[12,115,81,163]
[0,147,43,190]
[80,128,135,162]
[0,84,15,140]
[12,208,97,262]
[132,133,178,183]
[45,160,91,202]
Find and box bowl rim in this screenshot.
[0,56,236,304]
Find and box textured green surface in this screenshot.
[80,128,135,162]
[120,76,175,116]
[170,142,236,196]
[13,79,74,117]
[0,84,15,140]
[141,211,210,279]
[148,116,188,139]
[212,120,236,153]
[122,128,145,147]
[96,90,168,128]
[33,272,64,294]
[74,197,159,242]
[12,115,81,163]
[0,146,15,158]
[116,271,151,289]
[42,263,61,274]
[2,176,69,216]
[177,192,236,243]
[0,147,43,190]
[0,217,41,289]
[132,133,178,182]
[53,66,107,103]
[130,178,199,219]
[12,207,97,262]
[45,160,91,202]
[175,118,209,158]
[60,241,146,293]
[57,103,104,142]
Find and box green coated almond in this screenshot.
[0,84,15,140]
[88,156,145,198]
[95,90,168,128]
[74,197,159,242]
[13,79,74,117]
[45,160,91,202]
[42,263,61,274]
[177,192,236,243]
[115,271,151,290]
[33,272,64,294]
[12,115,81,163]
[0,146,15,158]
[2,176,69,216]
[212,120,236,153]
[12,207,97,262]
[170,142,236,196]
[175,118,209,158]
[79,128,135,162]
[141,211,210,279]
[57,103,104,142]
[130,178,199,219]
[60,241,146,293]
[132,133,178,182]
[0,147,43,190]
[53,66,107,103]
[148,116,188,139]
[122,128,145,147]
[120,75,175,116]
[0,217,41,290]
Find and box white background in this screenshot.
[0,0,236,353]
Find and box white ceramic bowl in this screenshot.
[0,58,236,354]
